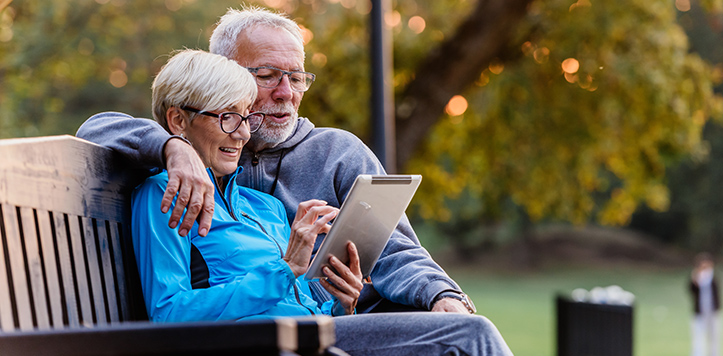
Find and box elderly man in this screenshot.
[77,6,474,315]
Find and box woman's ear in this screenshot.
[166,107,187,136]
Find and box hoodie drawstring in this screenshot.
[269,149,286,196]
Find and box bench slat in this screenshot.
[108,221,131,321]
[1,203,34,330]
[81,216,108,325]
[37,209,69,328]
[52,212,80,327]
[0,205,16,331]
[66,214,95,326]
[95,219,120,323]
[18,206,51,330]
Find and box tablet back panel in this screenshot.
[305,175,421,279]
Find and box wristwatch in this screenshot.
[436,292,477,314]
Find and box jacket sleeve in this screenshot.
[131,175,297,322]
[76,112,170,170]
[334,134,462,310]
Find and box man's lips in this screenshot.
[267,112,290,123]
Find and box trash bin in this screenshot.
[556,295,633,356]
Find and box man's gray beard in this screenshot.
[250,103,298,149]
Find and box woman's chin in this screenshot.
[212,164,238,178]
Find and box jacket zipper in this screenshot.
[217,171,314,316]
[238,211,315,316]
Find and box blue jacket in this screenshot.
[131,168,331,322]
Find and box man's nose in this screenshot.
[271,74,294,101]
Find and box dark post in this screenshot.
[370,0,396,173]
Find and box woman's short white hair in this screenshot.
[151,49,257,132]
[209,5,304,62]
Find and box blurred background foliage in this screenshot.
[2,0,723,253]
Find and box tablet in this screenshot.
[304,174,422,280]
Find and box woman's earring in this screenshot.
[180,133,185,139]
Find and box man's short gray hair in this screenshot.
[209,5,305,62]
[151,49,257,132]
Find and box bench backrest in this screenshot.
[0,135,147,331]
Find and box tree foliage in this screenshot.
[406,0,723,227]
[1,0,722,232]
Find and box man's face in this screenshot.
[234,26,306,148]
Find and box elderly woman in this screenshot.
[131,49,512,356]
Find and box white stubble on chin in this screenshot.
[251,102,298,149]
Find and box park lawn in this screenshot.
[446,265,697,356]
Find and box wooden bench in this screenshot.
[0,135,339,355]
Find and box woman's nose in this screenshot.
[231,121,251,141]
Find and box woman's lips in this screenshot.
[219,147,240,156]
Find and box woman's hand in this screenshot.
[320,242,363,315]
[285,200,338,278]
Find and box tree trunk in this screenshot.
[394,0,534,170]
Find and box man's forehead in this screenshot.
[234,26,304,69]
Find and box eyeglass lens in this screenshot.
[220,112,264,133]
[253,67,314,92]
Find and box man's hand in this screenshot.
[431,297,469,313]
[320,242,363,315]
[162,138,215,237]
[285,200,338,277]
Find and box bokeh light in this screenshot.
[385,10,401,28]
[562,58,580,74]
[675,0,691,12]
[109,70,128,88]
[300,25,314,44]
[312,52,327,68]
[446,95,468,117]
[489,62,504,75]
[408,16,426,34]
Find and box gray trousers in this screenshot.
[333,312,513,356]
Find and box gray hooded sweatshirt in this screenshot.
[76,112,462,312]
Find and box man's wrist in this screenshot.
[434,291,477,314]
[162,135,192,167]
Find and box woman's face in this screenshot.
[184,103,251,178]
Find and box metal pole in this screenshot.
[370,0,396,173]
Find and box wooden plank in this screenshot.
[1,203,34,330]
[52,213,79,328]
[0,204,17,331]
[36,210,65,328]
[107,222,129,321]
[0,136,134,223]
[18,207,50,329]
[66,215,94,326]
[81,216,107,325]
[94,219,119,323]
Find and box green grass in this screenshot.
[445,265,699,356]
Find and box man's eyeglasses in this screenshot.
[245,66,315,92]
[181,106,265,134]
